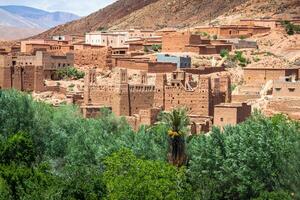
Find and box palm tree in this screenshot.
[159,107,190,167]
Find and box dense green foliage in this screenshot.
[103,149,190,200]
[56,67,85,80]
[188,113,300,200]
[221,50,250,67]
[0,90,299,199]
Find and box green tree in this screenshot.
[0,177,12,200]
[188,113,300,200]
[103,149,190,200]
[158,108,190,166]
[0,132,36,166]
[252,190,293,200]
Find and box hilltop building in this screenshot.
[161,31,232,54]
[193,25,271,39]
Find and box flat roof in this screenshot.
[215,103,248,108]
[244,66,300,70]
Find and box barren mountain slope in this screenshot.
[33,0,159,38]
[210,0,300,25]
[34,0,299,39]
[109,0,249,29]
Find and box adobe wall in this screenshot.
[154,73,166,108]
[214,103,251,128]
[148,62,177,73]
[0,55,12,89]
[129,85,155,115]
[116,59,149,71]
[163,76,212,116]
[129,43,144,52]
[214,106,238,128]
[115,58,177,73]
[273,81,300,97]
[42,52,74,71]
[162,32,191,52]
[244,68,299,86]
[231,94,260,103]
[11,65,44,92]
[74,47,111,69]
[236,104,252,123]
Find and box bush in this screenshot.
[239,35,246,40]
[151,44,162,52]
[56,67,85,80]
[220,49,229,58]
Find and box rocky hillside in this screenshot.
[33,0,159,38]
[34,0,300,39]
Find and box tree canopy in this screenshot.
[0,90,299,199]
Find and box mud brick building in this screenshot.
[214,103,251,129]
[126,36,162,52]
[273,76,300,98]
[112,57,177,73]
[74,46,112,70]
[21,39,73,54]
[128,29,156,39]
[82,68,232,133]
[194,25,271,39]
[14,51,74,80]
[162,31,232,54]
[83,68,156,117]
[240,17,300,30]
[0,51,74,92]
[156,54,191,68]
[0,55,44,92]
[243,66,300,86]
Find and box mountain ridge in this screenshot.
[0,5,80,29]
[27,0,300,39]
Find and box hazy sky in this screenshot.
[0,0,116,16]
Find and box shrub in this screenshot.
[220,49,229,58]
[151,44,162,52]
[56,67,85,80]
[239,35,246,40]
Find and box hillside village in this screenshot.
[0,0,300,199]
[1,15,300,133]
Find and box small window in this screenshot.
[275,88,281,91]
[220,118,224,122]
[288,88,295,92]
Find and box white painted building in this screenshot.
[85,31,128,48]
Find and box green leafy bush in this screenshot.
[56,67,85,80]
[220,49,230,58]
[151,44,162,52]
